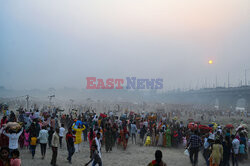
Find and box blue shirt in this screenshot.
[204,138,210,149]
[239,144,245,154]
[131,124,137,134]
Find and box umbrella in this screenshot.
[75,120,83,126]
[208,124,214,127]
[225,124,234,129]
[188,122,198,130]
[25,112,31,115]
[30,115,36,120]
[199,125,210,130]
[199,125,213,133]
[100,113,107,118]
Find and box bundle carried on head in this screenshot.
[6,122,22,133]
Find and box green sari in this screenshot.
[166,128,171,147]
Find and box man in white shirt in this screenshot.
[231,135,240,166]
[94,133,102,158]
[131,122,137,144]
[38,126,49,159]
[34,110,40,119]
[3,127,23,152]
[59,124,65,149]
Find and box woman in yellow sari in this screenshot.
[72,123,86,152]
[209,140,223,166]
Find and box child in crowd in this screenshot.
[24,129,30,149]
[30,134,37,159]
[239,140,246,161]
[10,149,21,166]
[144,132,151,146]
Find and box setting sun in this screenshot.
[208,60,213,64]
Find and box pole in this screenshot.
[117,104,120,112]
[227,72,230,88]
[26,95,29,111]
[215,75,217,88]
[245,69,248,86]
[70,99,74,109]
[48,95,55,111]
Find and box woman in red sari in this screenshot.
[87,129,96,151]
[121,127,129,150]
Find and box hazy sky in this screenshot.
[1,0,249,90]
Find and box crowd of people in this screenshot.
[0,103,249,166]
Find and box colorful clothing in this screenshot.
[145,136,151,146]
[24,132,30,147]
[166,128,171,147]
[10,158,21,166]
[239,144,245,154]
[72,124,85,144]
[30,137,37,146]
[148,160,167,166]
[210,144,223,166]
